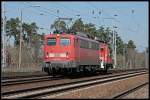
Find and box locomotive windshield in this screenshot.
[60,38,70,46]
[47,38,56,45]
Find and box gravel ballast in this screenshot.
[43,73,148,99]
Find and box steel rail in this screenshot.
[2,75,63,86]
[2,70,147,99]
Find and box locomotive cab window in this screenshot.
[60,38,70,46]
[47,38,56,45]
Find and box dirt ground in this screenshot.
[121,84,149,99]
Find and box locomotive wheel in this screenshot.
[83,66,89,74]
[67,68,71,75]
[47,71,51,76]
[103,66,108,73]
[51,68,56,77]
[90,66,94,74]
[73,68,77,73]
[67,69,70,75]
[63,68,68,76]
[46,68,51,76]
[71,68,77,75]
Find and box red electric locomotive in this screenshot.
[42,32,113,76]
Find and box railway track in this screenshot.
[2,70,147,99]
[1,69,147,86]
[2,68,146,80]
[1,73,47,80]
[1,75,63,86]
[1,69,146,86]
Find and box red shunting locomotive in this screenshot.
[42,32,113,76]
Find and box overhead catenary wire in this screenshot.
[87,2,140,35]
[25,2,82,19]
[87,2,120,23]
[24,2,78,26]
[24,2,102,27]
[23,2,59,17]
[5,3,135,39]
[24,2,102,26]
[18,2,139,35]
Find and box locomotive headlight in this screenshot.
[60,53,66,57]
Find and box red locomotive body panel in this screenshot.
[44,34,75,62]
[43,32,113,76]
[44,33,100,67]
[99,42,113,64]
[75,36,99,65]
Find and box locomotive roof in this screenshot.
[45,32,107,44]
[45,33,99,43]
[75,35,99,43]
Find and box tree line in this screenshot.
[3,17,136,56]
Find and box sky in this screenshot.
[2,1,148,52]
